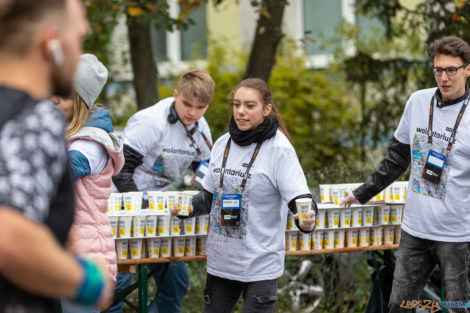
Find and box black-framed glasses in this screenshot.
[432,63,468,76]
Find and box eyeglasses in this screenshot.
[432,63,468,76]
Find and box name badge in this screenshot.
[220,193,241,226]
[422,150,446,184]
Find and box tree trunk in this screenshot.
[243,0,286,82]
[127,15,159,110]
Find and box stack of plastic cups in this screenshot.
[286,232,298,251]
[299,233,311,250]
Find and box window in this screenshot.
[303,0,342,55]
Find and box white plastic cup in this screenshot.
[299,233,311,250]
[313,231,324,250]
[146,215,158,237]
[346,228,358,247]
[173,237,186,257]
[378,205,390,225]
[109,216,118,238]
[384,226,395,245]
[184,190,199,216]
[130,239,143,259]
[148,191,167,214]
[133,215,147,238]
[118,216,133,238]
[331,187,347,206]
[358,228,371,247]
[334,229,345,248]
[160,238,172,257]
[371,226,384,246]
[319,184,331,203]
[390,205,403,225]
[373,190,385,202]
[108,193,123,213]
[197,236,207,255]
[176,192,188,216]
[351,206,363,227]
[123,193,136,212]
[316,209,327,229]
[395,226,401,244]
[196,215,210,234]
[165,192,178,213]
[171,217,182,236]
[363,207,374,226]
[147,238,160,258]
[157,216,171,236]
[340,208,352,227]
[116,239,129,260]
[184,218,196,235]
[185,237,196,256]
[286,232,298,251]
[295,198,312,224]
[327,208,340,228]
[286,211,296,230]
[385,185,394,203]
[324,229,335,249]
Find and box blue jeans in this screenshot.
[61,299,100,313]
[107,262,189,313]
[388,230,470,313]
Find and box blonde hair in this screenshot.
[66,92,93,138]
[177,70,215,104]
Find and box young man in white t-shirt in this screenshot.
[110,70,215,313]
[342,36,470,312]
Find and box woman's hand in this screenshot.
[293,210,316,232]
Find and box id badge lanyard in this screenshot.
[218,138,262,226]
[422,95,469,184]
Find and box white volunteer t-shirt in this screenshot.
[201,130,310,282]
[122,97,212,192]
[394,87,470,242]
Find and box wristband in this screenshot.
[72,257,105,306]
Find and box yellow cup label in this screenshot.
[186,226,192,232]
[119,229,125,236]
[125,204,132,211]
[153,248,159,255]
[204,225,208,232]
[196,225,200,232]
[178,247,184,254]
[122,250,127,257]
[131,249,138,256]
[162,248,168,254]
[150,203,154,210]
[147,227,154,234]
[158,204,164,210]
[158,227,164,234]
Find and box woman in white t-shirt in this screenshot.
[171,78,317,313]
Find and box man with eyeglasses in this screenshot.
[342,36,470,312]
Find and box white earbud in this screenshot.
[48,39,64,66]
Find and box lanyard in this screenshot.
[428,95,469,151]
[183,123,212,156]
[218,138,262,192]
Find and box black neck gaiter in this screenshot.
[228,116,278,146]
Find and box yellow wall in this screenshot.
[207,0,240,49]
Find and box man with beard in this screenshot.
[0,0,109,311]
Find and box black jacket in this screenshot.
[353,137,411,204]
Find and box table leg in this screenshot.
[138,264,148,313]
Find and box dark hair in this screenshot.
[0,0,66,55]
[234,78,292,143]
[429,36,470,64]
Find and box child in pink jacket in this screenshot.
[51,54,124,313]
